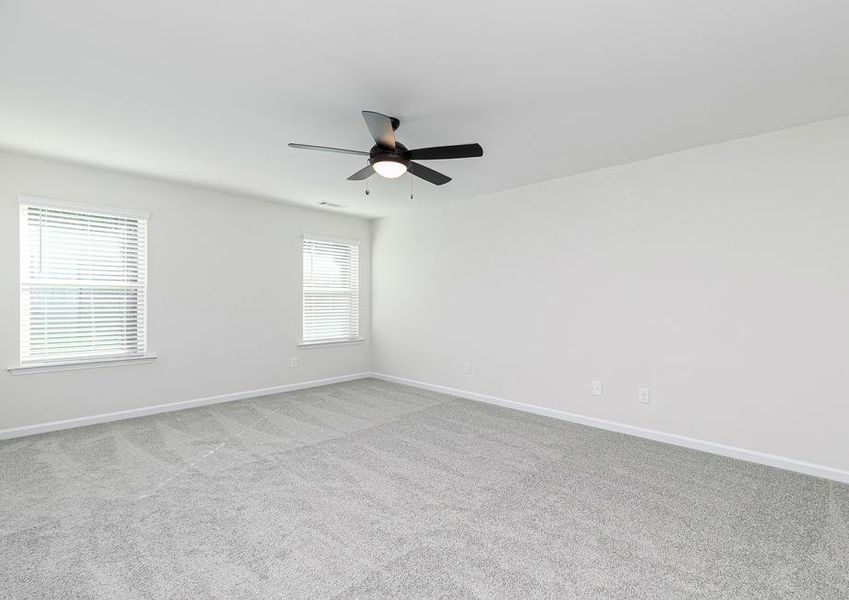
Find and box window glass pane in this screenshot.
[303,237,359,342]
[20,202,147,363]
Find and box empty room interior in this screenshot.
[2,1,849,598]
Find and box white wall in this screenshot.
[0,151,371,432]
[372,116,849,473]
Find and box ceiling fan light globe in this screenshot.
[373,160,408,179]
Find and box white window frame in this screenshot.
[300,234,363,347]
[8,196,155,375]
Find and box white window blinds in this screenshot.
[19,199,148,364]
[303,236,359,343]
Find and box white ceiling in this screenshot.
[1,1,848,217]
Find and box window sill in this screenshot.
[7,354,157,375]
[298,339,366,349]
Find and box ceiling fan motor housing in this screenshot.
[369,142,410,169]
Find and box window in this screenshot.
[19,197,148,365]
[302,236,360,343]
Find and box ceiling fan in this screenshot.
[289,111,483,186]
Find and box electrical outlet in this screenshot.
[592,381,603,396]
[639,387,650,404]
[290,356,299,368]
[463,361,472,375]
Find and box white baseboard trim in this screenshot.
[0,373,372,440]
[371,372,849,485]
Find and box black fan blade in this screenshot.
[347,165,375,181]
[289,143,369,156]
[362,111,396,149]
[408,162,451,186]
[407,143,483,160]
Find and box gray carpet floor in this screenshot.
[1,378,847,599]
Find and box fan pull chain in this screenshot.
[364,181,369,196]
[410,173,414,200]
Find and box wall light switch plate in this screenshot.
[639,387,650,404]
[592,381,603,396]
[463,361,472,375]
[290,357,299,368]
